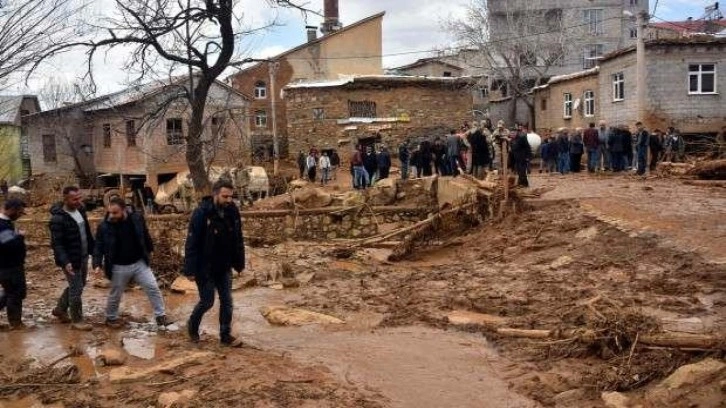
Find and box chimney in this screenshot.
[306,25,318,42]
[321,0,342,35]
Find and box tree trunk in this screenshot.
[186,76,213,196]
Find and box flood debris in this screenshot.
[109,351,216,383]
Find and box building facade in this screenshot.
[533,69,600,134]
[532,38,726,135]
[26,78,249,189]
[0,95,40,183]
[284,76,474,162]
[228,5,384,161]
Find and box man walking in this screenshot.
[184,179,245,346]
[49,186,95,331]
[0,199,27,330]
[511,129,532,187]
[583,123,600,173]
[93,198,169,328]
[634,122,650,176]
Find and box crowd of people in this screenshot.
[297,148,341,186]
[0,181,247,346]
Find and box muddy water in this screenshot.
[1,284,538,408]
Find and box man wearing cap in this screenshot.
[0,199,27,329]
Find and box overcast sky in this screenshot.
[10,0,716,97]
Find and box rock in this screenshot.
[96,346,128,366]
[232,276,257,290]
[289,179,308,189]
[601,391,630,408]
[93,279,112,289]
[553,389,587,405]
[260,306,345,326]
[157,389,197,408]
[575,226,599,241]
[296,272,316,284]
[293,188,332,208]
[368,178,398,206]
[170,277,197,294]
[446,310,507,327]
[110,351,215,383]
[550,255,574,269]
[653,358,726,392]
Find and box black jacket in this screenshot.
[92,209,153,279]
[0,217,26,277]
[49,203,95,270]
[511,133,533,162]
[469,130,491,166]
[183,197,244,278]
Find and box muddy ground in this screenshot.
[1,172,725,407]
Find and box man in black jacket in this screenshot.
[0,199,27,329]
[93,198,169,329]
[49,186,95,331]
[184,179,245,346]
[511,130,533,187]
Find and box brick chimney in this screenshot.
[306,25,318,42]
[320,0,342,35]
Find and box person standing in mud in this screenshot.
[49,186,95,331]
[93,197,170,329]
[184,179,245,346]
[511,129,533,187]
[0,199,27,330]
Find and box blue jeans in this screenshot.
[400,160,409,180]
[56,258,88,322]
[106,261,165,320]
[587,149,599,172]
[557,153,570,174]
[188,270,233,339]
[599,145,611,170]
[353,166,368,189]
[636,146,648,175]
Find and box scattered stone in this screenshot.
[96,346,128,366]
[446,310,507,327]
[553,388,587,405]
[170,277,197,294]
[260,306,345,326]
[109,351,215,383]
[550,255,574,269]
[93,279,111,289]
[158,389,198,408]
[296,272,316,284]
[653,358,726,392]
[601,391,630,408]
[575,226,599,241]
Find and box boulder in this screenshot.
[96,346,128,366]
[158,389,197,408]
[648,358,726,402]
[601,391,630,408]
[367,178,398,206]
[260,306,345,326]
[170,277,198,294]
[293,188,333,208]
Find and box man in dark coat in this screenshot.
[93,197,169,328]
[634,121,650,175]
[363,146,378,186]
[511,131,533,187]
[184,179,245,346]
[49,186,95,330]
[432,137,447,176]
[583,123,600,172]
[419,138,433,177]
[377,146,392,180]
[0,198,27,329]
[649,129,664,171]
[296,151,306,179]
[469,126,491,179]
[608,127,625,172]
[398,141,410,180]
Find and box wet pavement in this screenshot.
[0,282,538,408]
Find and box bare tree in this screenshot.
[447,0,585,126]
[63,0,316,194]
[0,0,84,89]
[38,76,95,110]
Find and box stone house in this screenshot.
[532,38,726,136]
[0,95,40,183]
[532,68,600,135]
[228,2,384,161]
[390,58,464,78]
[25,77,249,190]
[284,76,474,162]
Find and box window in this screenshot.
[254,110,267,128]
[689,64,717,94]
[583,9,604,35]
[125,120,136,147]
[102,123,111,147]
[166,118,183,145]
[630,0,638,5]
[629,27,638,39]
[480,85,489,98]
[254,81,267,99]
[583,44,604,69]
[211,116,227,139]
[348,101,377,118]
[563,93,573,118]
[42,134,57,162]
[584,90,595,117]
[541,98,547,111]
[313,108,325,121]
[612,72,625,101]
[443,71,452,77]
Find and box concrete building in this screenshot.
[25,77,249,190]
[0,95,40,183]
[532,38,726,136]
[228,0,384,161]
[532,68,600,135]
[648,20,726,40]
[284,76,474,161]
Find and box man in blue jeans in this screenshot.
[49,186,95,331]
[184,179,245,346]
[92,197,169,328]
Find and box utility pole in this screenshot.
[269,61,280,176]
[636,10,649,124]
